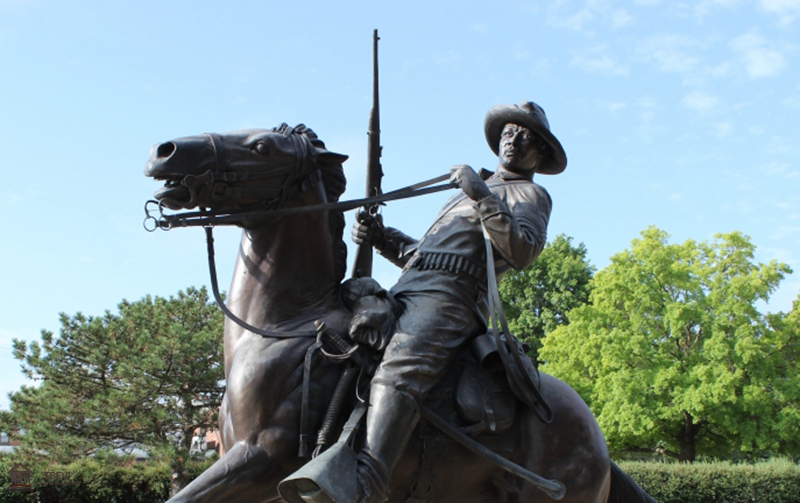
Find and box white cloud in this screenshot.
[693,0,745,19]
[600,100,628,113]
[432,50,462,70]
[759,0,800,25]
[771,225,800,240]
[0,327,22,342]
[571,46,630,76]
[566,10,594,32]
[625,97,662,141]
[519,2,542,14]
[636,34,703,74]
[669,193,683,201]
[708,62,733,78]
[765,135,797,155]
[5,194,22,205]
[681,90,721,111]
[714,121,734,137]
[731,32,787,78]
[547,0,634,32]
[471,22,487,33]
[611,9,633,28]
[763,162,800,179]
[635,96,659,120]
[530,58,553,77]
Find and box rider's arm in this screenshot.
[476,184,551,270]
[352,219,418,269]
[376,227,418,268]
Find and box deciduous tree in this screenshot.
[499,234,594,360]
[540,227,796,462]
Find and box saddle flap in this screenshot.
[454,357,516,434]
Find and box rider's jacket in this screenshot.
[386,168,551,324]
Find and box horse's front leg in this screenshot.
[167,437,290,503]
[168,337,336,503]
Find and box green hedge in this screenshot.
[1,454,216,503]
[4,456,799,502]
[619,458,800,503]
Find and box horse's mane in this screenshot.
[275,123,348,283]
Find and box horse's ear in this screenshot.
[317,150,349,166]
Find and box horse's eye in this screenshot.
[255,142,269,155]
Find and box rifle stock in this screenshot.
[352,29,383,278]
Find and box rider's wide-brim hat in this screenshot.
[484,101,567,175]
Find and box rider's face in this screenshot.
[498,123,546,173]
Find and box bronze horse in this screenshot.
[144,124,656,503]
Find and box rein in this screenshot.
[144,168,453,338]
[144,173,453,231]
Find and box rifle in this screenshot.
[352,29,383,278]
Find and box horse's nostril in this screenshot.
[157,142,176,158]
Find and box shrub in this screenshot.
[619,458,800,503]
[1,454,216,503]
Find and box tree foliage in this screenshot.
[1,287,225,465]
[540,227,797,462]
[766,293,800,448]
[499,234,594,360]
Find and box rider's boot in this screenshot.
[277,383,420,503]
[356,383,420,503]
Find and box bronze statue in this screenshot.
[301,101,560,503]
[144,109,656,503]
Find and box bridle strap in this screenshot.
[208,132,227,174]
[161,132,308,214]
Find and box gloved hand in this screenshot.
[351,211,387,247]
[450,164,492,201]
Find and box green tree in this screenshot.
[0,287,224,492]
[540,227,796,462]
[766,294,800,447]
[500,234,594,361]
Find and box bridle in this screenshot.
[144,125,451,232]
[143,127,453,338]
[153,125,321,223]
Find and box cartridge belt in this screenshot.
[412,252,487,286]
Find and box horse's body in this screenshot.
[145,125,654,503]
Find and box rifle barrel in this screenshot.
[352,29,382,278]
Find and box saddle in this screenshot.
[283,279,561,503]
[454,333,517,435]
[331,278,527,438]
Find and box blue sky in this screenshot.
[1,0,798,410]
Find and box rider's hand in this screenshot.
[450,165,492,201]
[351,212,385,246]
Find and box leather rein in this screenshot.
[143,129,453,338]
[144,173,452,231]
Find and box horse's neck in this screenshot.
[226,210,342,332]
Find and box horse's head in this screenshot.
[144,124,348,212]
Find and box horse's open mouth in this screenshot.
[152,176,192,209]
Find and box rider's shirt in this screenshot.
[391,168,551,324]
